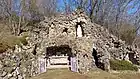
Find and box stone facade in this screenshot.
[36,9,140,72]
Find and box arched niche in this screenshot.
[76,22,84,37]
[45,45,75,69]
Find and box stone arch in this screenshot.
[45,45,76,69]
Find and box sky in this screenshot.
[13,0,69,13]
[127,0,140,14]
[12,0,139,15]
[57,0,77,12]
[12,0,21,12]
[57,0,65,8]
[57,0,66,11]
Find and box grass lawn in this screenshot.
[30,69,140,79]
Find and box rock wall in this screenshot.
[0,45,39,79]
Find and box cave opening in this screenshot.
[92,48,105,70]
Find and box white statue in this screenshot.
[77,25,83,37]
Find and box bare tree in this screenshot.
[37,0,57,17]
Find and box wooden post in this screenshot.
[38,56,46,74]
[70,57,78,72]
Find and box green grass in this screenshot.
[110,60,138,71]
[30,69,140,79]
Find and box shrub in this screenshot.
[0,34,28,53]
[118,23,136,45]
[110,59,138,71]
